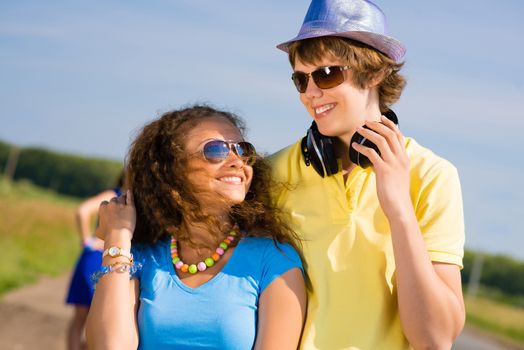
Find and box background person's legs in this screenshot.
[67,305,89,350]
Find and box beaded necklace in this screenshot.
[170,226,238,274]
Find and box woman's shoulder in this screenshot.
[131,236,170,262]
[240,236,290,249]
[236,237,303,292]
[239,237,302,265]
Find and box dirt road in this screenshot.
[0,274,71,350]
[0,273,521,350]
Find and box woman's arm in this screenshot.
[86,264,140,350]
[76,190,118,245]
[352,116,465,349]
[254,268,307,350]
[86,192,140,350]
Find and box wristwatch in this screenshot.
[103,246,133,262]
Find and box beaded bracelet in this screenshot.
[91,261,142,286]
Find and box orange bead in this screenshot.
[212,253,220,261]
[181,264,189,272]
[223,239,231,244]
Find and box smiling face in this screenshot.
[183,116,254,212]
[294,56,382,144]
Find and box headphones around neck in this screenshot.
[301,109,399,177]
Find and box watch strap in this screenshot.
[102,246,133,262]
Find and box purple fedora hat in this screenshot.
[277,0,406,62]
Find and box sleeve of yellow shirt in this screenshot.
[411,154,465,268]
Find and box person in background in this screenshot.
[65,171,124,350]
[86,105,306,349]
[270,0,466,348]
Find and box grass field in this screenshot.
[0,178,81,296]
[465,294,524,347]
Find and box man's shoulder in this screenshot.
[268,139,302,164]
[267,139,303,179]
[406,137,458,180]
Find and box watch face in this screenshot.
[108,247,120,256]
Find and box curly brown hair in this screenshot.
[288,36,406,113]
[126,104,302,255]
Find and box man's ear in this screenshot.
[367,68,388,88]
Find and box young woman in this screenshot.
[270,0,465,349]
[86,105,306,349]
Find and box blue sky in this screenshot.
[1,0,523,259]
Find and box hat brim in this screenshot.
[277,30,406,63]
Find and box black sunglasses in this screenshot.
[291,65,350,93]
[200,139,257,165]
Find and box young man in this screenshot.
[270,0,465,349]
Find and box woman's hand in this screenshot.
[351,115,412,219]
[96,190,136,243]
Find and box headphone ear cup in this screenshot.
[384,109,399,125]
[301,122,339,177]
[317,136,338,176]
[349,109,399,168]
[349,127,374,168]
[302,127,325,177]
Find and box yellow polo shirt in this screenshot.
[269,137,465,350]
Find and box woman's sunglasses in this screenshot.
[200,139,257,165]
[291,65,350,93]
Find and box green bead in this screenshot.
[219,242,228,250]
[172,257,180,264]
[205,258,215,267]
[229,230,237,236]
[188,264,198,274]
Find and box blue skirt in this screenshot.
[66,246,102,306]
